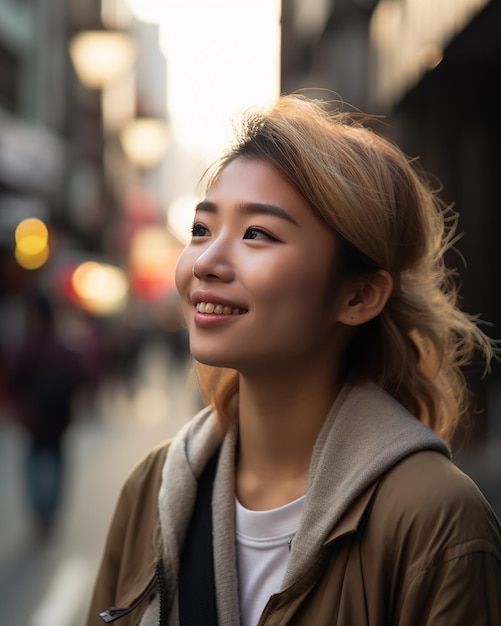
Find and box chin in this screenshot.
[190,349,234,369]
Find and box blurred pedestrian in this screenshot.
[6,288,83,537]
[86,95,501,625]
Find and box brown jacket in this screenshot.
[86,384,501,625]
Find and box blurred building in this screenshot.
[0,0,183,359]
[281,0,501,439]
[0,0,70,348]
[0,0,67,230]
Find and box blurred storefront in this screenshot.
[281,0,501,440]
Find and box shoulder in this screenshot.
[111,440,172,525]
[121,440,172,496]
[369,450,501,559]
[358,450,501,617]
[363,452,501,622]
[378,450,493,514]
[98,441,172,563]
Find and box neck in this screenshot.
[235,361,343,510]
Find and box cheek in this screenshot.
[174,247,193,297]
[257,256,329,302]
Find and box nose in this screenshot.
[192,238,236,283]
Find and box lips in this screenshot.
[196,302,246,315]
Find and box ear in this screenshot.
[335,270,393,326]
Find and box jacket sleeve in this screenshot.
[85,442,169,626]
[397,538,501,625]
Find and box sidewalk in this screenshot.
[0,342,199,626]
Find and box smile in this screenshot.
[196,302,246,315]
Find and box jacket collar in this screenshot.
[157,406,223,614]
[281,382,450,589]
[323,480,379,545]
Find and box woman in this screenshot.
[86,95,501,625]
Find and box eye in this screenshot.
[243,227,278,242]
[191,223,210,237]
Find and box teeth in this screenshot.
[196,302,244,315]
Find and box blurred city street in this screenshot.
[0,342,199,626]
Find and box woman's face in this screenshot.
[175,158,348,375]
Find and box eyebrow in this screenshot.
[195,201,299,226]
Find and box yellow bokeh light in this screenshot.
[16,234,48,256]
[15,218,49,246]
[15,244,50,270]
[72,261,129,315]
[14,218,50,269]
[129,226,170,271]
[120,118,170,169]
[69,31,137,90]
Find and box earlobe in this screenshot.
[337,270,393,326]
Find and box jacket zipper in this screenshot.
[156,559,168,626]
[99,561,165,624]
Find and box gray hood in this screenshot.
[283,382,450,588]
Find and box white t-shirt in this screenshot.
[236,495,305,626]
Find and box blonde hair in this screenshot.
[195,94,495,444]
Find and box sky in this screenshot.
[125,0,281,162]
[122,0,281,242]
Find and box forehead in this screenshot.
[206,158,311,217]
